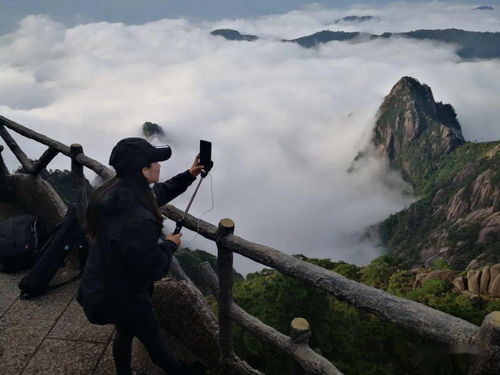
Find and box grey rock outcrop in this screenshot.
[452,276,466,292]
[414,270,459,288]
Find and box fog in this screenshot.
[1,2,499,274]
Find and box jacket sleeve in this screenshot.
[119,217,177,281]
[153,170,196,207]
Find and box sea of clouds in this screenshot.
[1,2,499,273]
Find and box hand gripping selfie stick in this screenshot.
[173,160,213,235]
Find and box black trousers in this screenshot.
[111,294,183,375]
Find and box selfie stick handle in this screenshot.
[173,171,207,235]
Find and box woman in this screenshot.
[77,137,204,375]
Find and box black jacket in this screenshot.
[77,170,195,325]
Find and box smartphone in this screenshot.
[200,140,212,167]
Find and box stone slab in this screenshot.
[22,338,105,375]
[93,335,116,375]
[48,300,115,344]
[0,271,26,317]
[6,282,78,324]
[94,332,163,375]
[0,318,53,375]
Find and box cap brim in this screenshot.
[151,145,172,162]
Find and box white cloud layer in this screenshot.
[1,2,499,273]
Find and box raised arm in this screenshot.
[152,154,204,207]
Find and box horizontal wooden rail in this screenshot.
[199,262,342,375]
[161,204,480,346]
[0,116,114,180]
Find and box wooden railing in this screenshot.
[1,114,499,375]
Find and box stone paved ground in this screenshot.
[0,267,162,375]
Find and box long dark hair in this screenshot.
[86,168,164,244]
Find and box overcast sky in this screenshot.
[1,1,499,274]
[1,0,500,33]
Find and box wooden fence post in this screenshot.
[217,218,235,362]
[467,311,500,375]
[0,145,9,182]
[291,318,312,375]
[198,261,342,375]
[69,143,87,270]
[70,144,87,228]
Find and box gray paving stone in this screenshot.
[48,300,115,344]
[93,337,115,375]
[0,318,53,375]
[6,282,78,324]
[22,338,105,375]
[94,332,163,375]
[0,271,25,317]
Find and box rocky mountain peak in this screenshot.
[372,76,465,188]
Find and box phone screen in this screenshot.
[200,140,212,167]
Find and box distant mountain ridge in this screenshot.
[334,15,378,23]
[369,77,500,270]
[211,27,500,59]
[211,29,258,41]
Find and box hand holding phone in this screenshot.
[199,140,213,176]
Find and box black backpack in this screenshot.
[0,215,48,272]
[18,205,88,299]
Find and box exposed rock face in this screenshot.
[489,274,500,297]
[460,264,500,297]
[480,266,491,294]
[4,173,67,231]
[375,77,500,269]
[414,270,459,288]
[446,187,469,221]
[372,76,464,187]
[145,277,258,374]
[452,276,466,292]
[413,263,500,298]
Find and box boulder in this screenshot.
[489,264,500,283]
[467,269,482,294]
[452,276,466,292]
[479,266,491,294]
[414,270,459,288]
[488,274,500,298]
[146,277,260,375]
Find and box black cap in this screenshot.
[109,137,171,176]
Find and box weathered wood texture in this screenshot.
[0,116,114,180]
[31,147,59,176]
[162,204,480,346]
[5,174,67,231]
[169,255,193,284]
[199,262,342,375]
[467,311,500,375]
[0,145,9,181]
[0,124,34,172]
[217,219,235,360]
[152,277,263,375]
[68,144,86,269]
[70,144,87,227]
[290,318,312,345]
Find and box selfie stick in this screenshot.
[173,162,213,235]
